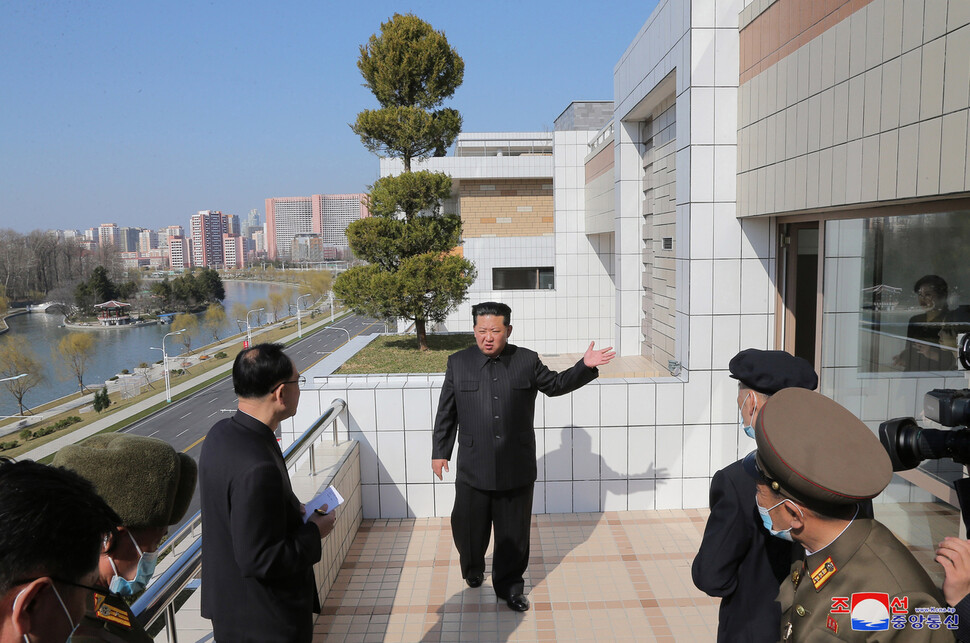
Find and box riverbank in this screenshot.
[62,318,162,330]
[3,307,355,459]
[0,308,29,334]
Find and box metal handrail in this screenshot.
[132,398,349,638]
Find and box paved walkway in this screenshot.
[313,501,956,642]
[315,509,719,643]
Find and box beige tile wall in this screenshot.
[738,0,970,217]
[459,179,554,237]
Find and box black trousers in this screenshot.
[451,479,534,598]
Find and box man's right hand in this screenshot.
[432,459,449,480]
[308,504,336,539]
[936,536,970,606]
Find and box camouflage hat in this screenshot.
[753,388,891,512]
[54,434,197,529]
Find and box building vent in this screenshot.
[662,237,673,250]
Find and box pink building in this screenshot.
[265,193,369,261]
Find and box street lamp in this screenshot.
[246,307,264,346]
[0,374,27,383]
[296,294,311,339]
[153,328,185,403]
[328,326,351,344]
[328,292,336,323]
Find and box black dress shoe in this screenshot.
[465,574,484,588]
[506,594,530,612]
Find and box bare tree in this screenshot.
[54,332,96,393]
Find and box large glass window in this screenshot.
[820,211,968,576]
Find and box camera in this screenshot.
[879,389,970,471]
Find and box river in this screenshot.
[0,280,298,418]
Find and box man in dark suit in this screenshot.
[432,302,614,612]
[199,343,336,643]
[691,349,818,642]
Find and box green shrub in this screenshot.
[18,428,31,442]
[108,375,118,381]
[121,369,129,374]
[0,441,19,451]
[214,351,228,359]
[139,362,149,369]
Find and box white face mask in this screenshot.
[107,530,159,596]
[739,392,756,439]
[12,582,79,643]
[756,496,804,542]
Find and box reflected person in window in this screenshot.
[893,275,957,371]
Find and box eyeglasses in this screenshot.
[271,376,306,393]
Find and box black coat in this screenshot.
[692,458,793,642]
[199,412,322,643]
[432,343,598,491]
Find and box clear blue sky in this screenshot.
[0,1,659,233]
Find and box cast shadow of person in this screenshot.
[421,426,664,642]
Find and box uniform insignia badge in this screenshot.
[827,615,839,633]
[93,593,133,628]
[811,557,837,591]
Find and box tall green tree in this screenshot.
[338,13,476,350]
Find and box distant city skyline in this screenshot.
[0,1,658,233]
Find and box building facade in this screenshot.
[301,0,970,525]
[190,210,227,268]
[265,193,369,261]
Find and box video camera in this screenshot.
[879,333,970,471]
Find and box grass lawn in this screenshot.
[336,333,475,374]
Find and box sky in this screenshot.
[0,1,659,234]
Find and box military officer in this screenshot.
[747,388,955,642]
[54,434,197,643]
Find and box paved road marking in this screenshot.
[183,436,205,453]
[180,413,192,419]
[207,411,219,418]
[148,430,158,437]
[208,397,218,404]
[176,428,190,437]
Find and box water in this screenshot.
[0,280,298,417]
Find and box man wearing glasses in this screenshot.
[199,343,336,643]
[0,458,120,642]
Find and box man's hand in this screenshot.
[432,459,449,480]
[583,342,616,368]
[936,536,970,606]
[308,504,336,539]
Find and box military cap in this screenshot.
[750,388,891,512]
[729,348,818,394]
[54,434,197,529]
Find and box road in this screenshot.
[120,313,381,531]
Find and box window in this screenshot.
[492,267,554,290]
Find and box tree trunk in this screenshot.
[415,317,429,351]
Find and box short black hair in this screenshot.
[232,343,294,398]
[0,459,120,595]
[471,302,511,327]
[914,274,948,299]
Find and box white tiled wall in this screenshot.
[296,372,748,519]
[737,0,970,216]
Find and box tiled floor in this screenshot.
[315,509,719,642]
[314,502,959,642]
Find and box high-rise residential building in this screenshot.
[242,209,260,238]
[168,235,191,270]
[224,213,240,236]
[223,233,250,269]
[251,229,265,255]
[190,210,226,268]
[119,227,141,253]
[98,223,120,248]
[264,193,368,260]
[139,229,159,254]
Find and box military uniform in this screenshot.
[747,389,956,643]
[73,592,153,643]
[780,518,953,641]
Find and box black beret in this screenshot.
[752,389,891,512]
[54,434,197,529]
[729,349,818,394]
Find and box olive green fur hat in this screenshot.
[54,434,197,529]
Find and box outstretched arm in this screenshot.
[583,342,616,368]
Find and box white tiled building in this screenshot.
[301,0,970,522]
